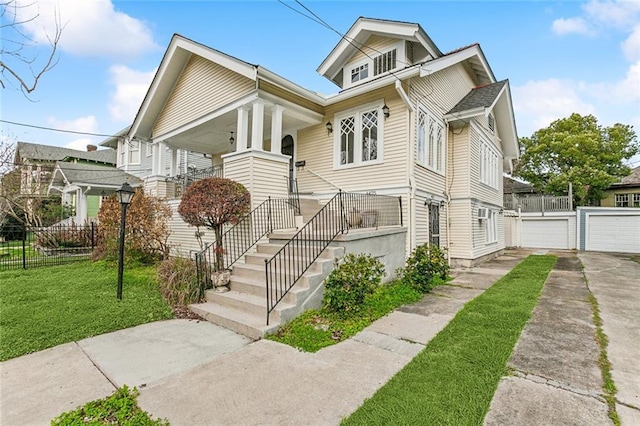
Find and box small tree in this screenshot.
[95,188,172,263]
[178,178,251,271]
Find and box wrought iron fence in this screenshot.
[194,197,297,297]
[0,223,96,271]
[264,191,403,324]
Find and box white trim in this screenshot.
[333,100,385,170]
[416,103,445,175]
[221,148,290,164]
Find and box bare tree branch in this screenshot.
[0,0,63,94]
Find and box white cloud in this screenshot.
[14,0,158,59]
[47,115,99,134]
[582,0,640,30]
[622,24,640,62]
[64,138,94,151]
[512,79,596,136]
[108,65,155,123]
[552,17,593,36]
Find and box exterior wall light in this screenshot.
[229,131,235,145]
[382,104,390,118]
[115,182,135,300]
[326,121,333,135]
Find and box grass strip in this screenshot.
[588,292,620,425]
[51,385,168,425]
[344,255,557,426]
[267,281,424,352]
[0,261,173,361]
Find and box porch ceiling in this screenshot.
[161,102,320,155]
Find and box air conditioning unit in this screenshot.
[477,208,489,220]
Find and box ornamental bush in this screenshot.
[157,257,201,306]
[323,253,385,315]
[400,243,449,293]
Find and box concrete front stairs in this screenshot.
[190,199,344,340]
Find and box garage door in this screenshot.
[587,215,640,253]
[522,219,570,249]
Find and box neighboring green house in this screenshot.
[49,162,142,223]
[600,166,640,207]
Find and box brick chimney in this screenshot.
[87,144,97,152]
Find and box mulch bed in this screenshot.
[172,305,206,321]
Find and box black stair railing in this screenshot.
[288,177,301,216]
[195,197,296,296]
[263,191,403,325]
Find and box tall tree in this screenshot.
[514,113,638,206]
[0,0,62,94]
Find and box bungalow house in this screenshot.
[117,17,519,336]
[10,142,117,224]
[600,166,640,207]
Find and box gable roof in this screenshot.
[447,80,507,116]
[50,162,142,190]
[317,17,442,86]
[444,80,519,162]
[15,142,116,165]
[611,166,640,187]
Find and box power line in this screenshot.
[0,119,118,138]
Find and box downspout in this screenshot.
[445,123,452,266]
[402,80,416,253]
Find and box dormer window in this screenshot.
[373,49,397,76]
[351,63,369,83]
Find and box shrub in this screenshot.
[400,243,449,293]
[94,188,172,264]
[323,253,385,315]
[157,257,201,306]
[34,224,93,249]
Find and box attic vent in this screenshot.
[406,41,414,65]
[374,49,397,76]
[488,113,495,133]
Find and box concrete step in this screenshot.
[244,252,325,272]
[256,242,344,259]
[232,262,323,282]
[189,302,279,340]
[205,289,294,322]
[227,274,310,305]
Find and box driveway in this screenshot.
[485,251,640,425]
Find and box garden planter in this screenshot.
[211,269,231,292]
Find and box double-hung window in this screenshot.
[633,194,640,207]
[615,194,629,207]
[416,106,445,174]
[335,102,384,168]
[485,209,497,243]
[480,138,499,189]
[128,140,141,165]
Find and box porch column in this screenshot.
[251,100,265,150]
[169,148,179,176]
[270,105,285,154]
[153,141,167,175]
[236,106,249,152]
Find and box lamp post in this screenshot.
[115,182,135,300]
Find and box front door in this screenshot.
[281,135,294,189]
[429,203,440,246]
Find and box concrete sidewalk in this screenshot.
[3,249,637,425]
[0,251,526,426]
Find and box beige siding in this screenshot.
[166,200,212,256]
[153,55,255,137]
[449,127,471,199]
[296,86,409,194]
[448,200,472,260]
[469,123,503,207]
[223,152,289,208]
[348,35,400,66]
[258,80,323,114]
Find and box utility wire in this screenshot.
[0,119,117,138]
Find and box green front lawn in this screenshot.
[0,261,173,361]
[344,254,557,426]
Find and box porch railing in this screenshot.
[504,193,572,212]
[264,191,403,324]
[194,197,296,296]
[169,165,224,196]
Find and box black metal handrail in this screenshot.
[288,177,301,216]
[263,191,403,324]
[194,197,296,295]
[169,165,224,196]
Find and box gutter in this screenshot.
[395,80,414,112]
